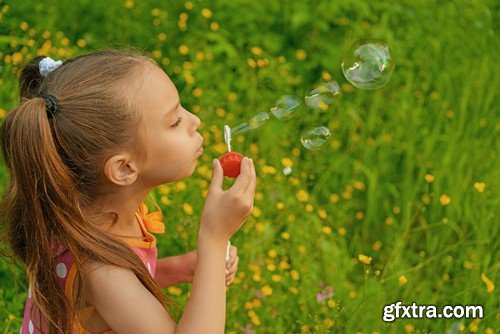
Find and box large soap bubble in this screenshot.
[341,39,395,90]
[300,126,331,150]
[270,96,301,119]
[305,81,342,111]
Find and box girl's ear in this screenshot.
[104,154,138,186]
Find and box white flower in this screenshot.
[39,57,63,77]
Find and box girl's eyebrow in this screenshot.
[165,100,180,119]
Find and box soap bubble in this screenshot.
[270,96,301,119]
[231,112,270,136]
[341,39,395,90]
[300,126,331,150]
[305,81,342,111]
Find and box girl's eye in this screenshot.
[171,117,183,127]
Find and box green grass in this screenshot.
[0,0,498,332]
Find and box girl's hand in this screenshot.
[178,246,239,286]
[199,157,256,242]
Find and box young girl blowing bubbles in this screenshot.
[0,48,256,333]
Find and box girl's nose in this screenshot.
[192,112,201,130]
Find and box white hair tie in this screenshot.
[39,57,63,77]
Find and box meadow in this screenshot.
[0,0,498,332]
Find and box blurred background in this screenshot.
[0,0,498,333]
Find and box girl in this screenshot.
[0,48,256,333]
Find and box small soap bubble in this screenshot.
[341,39,395,90]
[305,81,342,111]
[283,167,292,176]
[231,112,270,136]
[270,96,301,119]
[300,126,331,150]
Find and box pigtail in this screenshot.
[0,97,75,333]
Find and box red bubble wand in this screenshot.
[220,124,244,179]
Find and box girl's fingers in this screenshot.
[244,157,257,195]
[231,157,252,194]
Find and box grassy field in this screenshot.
[0,0,498,332]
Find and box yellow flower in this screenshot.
[338,227,346,235]
[439,194,451,206]
[261,165,277,174]
[398,275,408,285]
[322,226,332,234]
[167,286,182,296]
[271,274,282,282]
[160,195,171,206]
[474,182,486,192]
[192,87,203,97]
[211,107,225,118]
[77,39,87,48]
[175,181,186,191]
[182,203,193,215]
[318,210,327,219]
[251,46,263,56]
[255,223,264,233]
[124,0,134,9]
[210,21,219,31]
[324,318,334,328]
[404,324,414,333]
[330,194,339,203]
[281,231,290,240]
[151,8,161,16]
[179,44,189,55]
[276,202,284,210]
[157,32,167,41]
[268,249,277,258]
[305,204,314,212]
[480,273,495,292]
[184,1,193,9]
[468,319,480,333]
[297,245,306,254]
[20,21,29,31]
[281,157,293,168]
[424,174,435,183]
[358,254,372,264]
[296,49,307,60]
[296,190,309,202]
[322,71,332,81]
[290,270,300,281]
[201,8,212,19]
[261,284,273,296]
[279,260,290,270]
[251,206,262,217]
[372,241,382,251]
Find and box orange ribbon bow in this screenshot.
[137,202,165,234]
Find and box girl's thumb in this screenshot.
[209,159,223,191]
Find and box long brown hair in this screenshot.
[0,48,182,333]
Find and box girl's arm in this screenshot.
[155,255,192,288]
[82,237,229,334]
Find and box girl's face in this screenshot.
[136,63,204,185]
